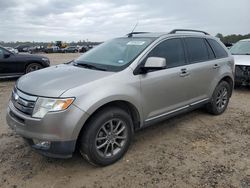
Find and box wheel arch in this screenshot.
[75,100,141,150]
[219,75,234,97]
[24,61,44,73]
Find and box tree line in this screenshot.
[216,33,250,44]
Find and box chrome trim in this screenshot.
[190,98,209,106]
[145,105,189,122]
[15,87,37,101]
[11,87,37,116]
[145,98,209,122]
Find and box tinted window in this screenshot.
[207,39,228,58]
[147,38,185,68]
[205,40,215,59]
[184,38,209,63]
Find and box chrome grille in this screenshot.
[11,87,37,116]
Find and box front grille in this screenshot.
[235,65,250,77]
[11,87,37,116]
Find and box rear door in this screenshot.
[183,37,218,103]
[139,38,193,122]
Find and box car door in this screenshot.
[0,47,24,76]
[139,38,193,122]
[183,37,219,103]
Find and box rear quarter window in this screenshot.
[207,39,228,58]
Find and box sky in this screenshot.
[1,0,250,42]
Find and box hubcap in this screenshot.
[27,64,41,73]
[216,87,228,110]
[95,119,128,158]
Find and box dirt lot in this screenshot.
[0,53,250,188]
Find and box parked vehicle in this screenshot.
[44,46,63,53]
[63,46,78,53]
[230,38,250,86]
[6,29,234,166]
[0,46,50,78]
[4,47,18,54]
[79,46,88,53]
[15,44,30,52]
[28,46,45,54]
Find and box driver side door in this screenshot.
[0,47,22,77]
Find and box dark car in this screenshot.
[63,46,78,53]
[79,46,88,53]
[15,44,31,53]
[0,46,50,78]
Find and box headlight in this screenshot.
[32,97,74,118]
[42,57,50,63]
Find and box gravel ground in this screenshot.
[0,53,250,188]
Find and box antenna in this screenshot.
[127,21,139,37]
[131,21,138,33]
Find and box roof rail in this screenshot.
[127,32,150,37]
[169,29,209,35]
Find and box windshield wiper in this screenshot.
[73,63,107,71]
[232,53,250,55]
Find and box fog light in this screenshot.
[33,139,51,150]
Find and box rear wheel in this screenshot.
[206,81,231,115]
[25,63,42,73]
[79,106,133,166]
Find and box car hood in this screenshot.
[17,64,114,97]
[233,55,250,66]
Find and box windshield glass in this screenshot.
[230,41,250,55]
[74,37,155,71]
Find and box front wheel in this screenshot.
[206,81,231,115]
[25,63,42,73]
[79,106,133,166]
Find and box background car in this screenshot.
[4,47,18,54]
[63,46,78,53]
[15,44,30,52]
[0,46,50,78]
[44,46,63,53]
[230,39,250,86]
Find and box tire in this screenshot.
[25,63,43,73]
[79,106,133,166]
[206,81,231,115]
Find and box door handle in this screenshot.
[213,64,220,69]
[179,68,190,77]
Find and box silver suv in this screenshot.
[6,29,234,166]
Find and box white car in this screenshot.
[230,39,250,86]
[5,47,18,54]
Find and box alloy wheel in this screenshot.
[95,118,128,158]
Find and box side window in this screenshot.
[147,38,186,68]
[184,38,209,63]
[205,40,216,60]
[207,39,228,58]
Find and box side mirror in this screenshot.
[4,53,11,58]
[140,57,166,73]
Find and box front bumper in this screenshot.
[235,65,250,84]
[6,100,89,158]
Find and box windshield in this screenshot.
[74,37,155,71]
[230,41,250,55]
